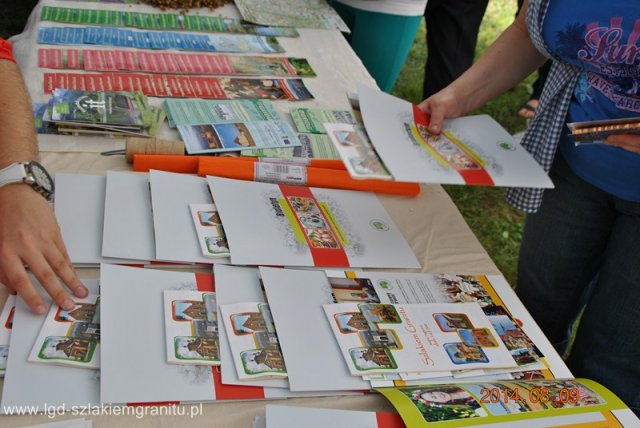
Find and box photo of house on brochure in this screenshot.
[189,203,230,258]
[324,302,516,375]
[163,290,220,365]
[207,177,419,268]
[357,84,554,188]
[28,295,100,369]
[1,280,101,411]
[0,295,15,376]
[219,302,287,380]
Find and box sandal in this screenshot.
[518,99,539,119]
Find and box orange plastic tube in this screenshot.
[132,154,201,174]
[198,157,420,197]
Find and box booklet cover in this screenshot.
[234,0,350,32]
[0,295,15,377]
[28,295,100,369]
[164,99,280,128]
[50,88,144,128]
[324,302,517,376]
[1,280,100,412]
[358,84,554,188]
[163,290,220,365]
[377,378,637,427]
[241,134,341,160]
[189,203,230,258]
[207,177,419,268]
[178,120,299,154]
[219,302,288,380]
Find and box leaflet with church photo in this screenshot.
[219,302,288,380]
[163,290,220,365]
[323,302,517,376]
[28,295,100,369]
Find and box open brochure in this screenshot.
[355,84,554,188]
[323,302,517,376]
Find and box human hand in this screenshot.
[417,86,467,135]
[605,134,640,154]
[0,184,87,314]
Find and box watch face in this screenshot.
[28,161,54,194]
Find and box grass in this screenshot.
[392,0,535,286]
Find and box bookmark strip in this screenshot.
[39,48,316,77]
[43,73,314,101]
[40,6,298,37]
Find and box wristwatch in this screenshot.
[0,161,54,201]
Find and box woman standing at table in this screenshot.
[418,0,640,414]
[330,0,428,92]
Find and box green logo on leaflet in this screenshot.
[497,141,516,151]
[378,280,391,290]
[370,220,389,231]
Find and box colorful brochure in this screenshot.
[37,27,285,54]
[39,48,315,77]
[44,73,314,101]
[219,302,288,380]
[324,302,517,376]
[178,120,300,154]
[263,405,405,428]
[378,379,638,427]
[163,290,220,365]
[50,88,143,128]
[0,295,15,377]
[207,177,419,268]
[290,108,357,134]
[259,267,370,392]
[324,272,553,378]
[241,134,341,160]
[189,203,230,258]
[165,99,280,128]
[325,123,392,180]
[28,295,100,369]
[40,6,299,37]
[234,0,349,32]
[1,280,100,412]
[358,84,554,188]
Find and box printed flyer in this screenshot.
[163,290,220,365]
[178,120,299,154]
[165,99,280,128]
[207,177,419,268]
[234,0,350,32]
[290,107,357,134]
[219,302,288,380]
[0,295,15,376]
[39,48,315,77]
[28,295,100,369]
[323,302,517,375]
[241,134,341,160]
[378,379,636,427]
[358,84,554,188]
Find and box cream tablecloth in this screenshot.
[1,1,499,426]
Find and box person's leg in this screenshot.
[344,10,422,92]
[566,197,640,414]
[423,0,489,98]
[516,154,617,349]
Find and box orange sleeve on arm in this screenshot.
[0,38,16,63]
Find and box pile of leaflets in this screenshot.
[36,89,165,137]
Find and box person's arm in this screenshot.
[418,0,546,133]
[0,39,86,314]
[604,134,640,154]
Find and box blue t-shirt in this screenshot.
[542,1,640,201]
